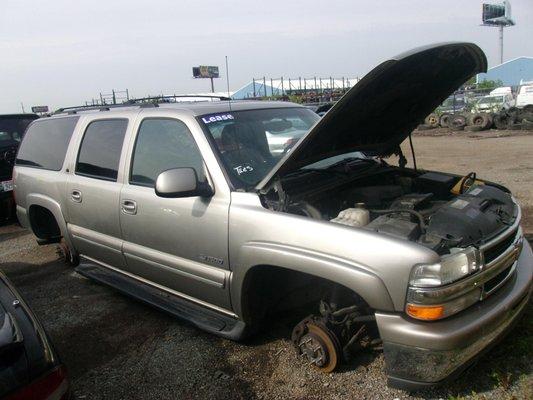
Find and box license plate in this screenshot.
[1,180,13,192]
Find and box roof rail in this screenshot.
[129,94,231,102]
[53,103,137,115]
[53,94,231,115]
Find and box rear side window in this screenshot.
[76,119,128,181]
[130,118,205,187]
[16,117,79,170]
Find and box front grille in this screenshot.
[484,265,513,293]
[483,228,518,264]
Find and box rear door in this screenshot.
[65,118,129,267]
[118,115,232,309]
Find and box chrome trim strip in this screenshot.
[80,255,237,318]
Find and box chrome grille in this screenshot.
[480,227,522,298]
[483,228,518,264]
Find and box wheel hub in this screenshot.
[298,332,328,367]
[292,318,341,373]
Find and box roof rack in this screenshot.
[130,94,231,103]
[53,94,231,115]
[53,103,138,115]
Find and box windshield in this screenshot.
[200,107,319,189]
[0,116,37,144]
[478,96,504,105]
[441,96,465,108]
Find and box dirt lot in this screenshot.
[1,132,532,400]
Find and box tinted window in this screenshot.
[16,117,79,170]
[130,119,204,187]
[76,119,128,181]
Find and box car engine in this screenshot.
[272,168,517,255]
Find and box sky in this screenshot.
[1,0,532,113]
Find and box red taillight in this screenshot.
[6,365,69,400]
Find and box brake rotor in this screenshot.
[292,318,341,373]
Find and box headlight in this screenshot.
[406,247,482,321]
[409,247,481,287]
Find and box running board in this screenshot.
[76,259,248,340]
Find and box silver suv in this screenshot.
[13,43,532,390]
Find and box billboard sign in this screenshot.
[193,66,219,79]
[31,105,49,113]
[482,1,514,26]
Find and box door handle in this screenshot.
[71,190,82,203]
[121,200,137,215]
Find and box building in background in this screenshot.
[476,57,533,86]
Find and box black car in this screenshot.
[0,114,38,221]
[0,271,69,399]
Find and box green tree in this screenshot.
[477,79,504,90]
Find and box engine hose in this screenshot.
[369,208,427,232]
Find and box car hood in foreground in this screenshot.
[256,42,487,191]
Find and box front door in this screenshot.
[119,117,231,309]
[66,118,129,267]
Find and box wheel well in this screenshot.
[240,265,371,327]
[28,205,61,243]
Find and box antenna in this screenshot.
[225,55,232,110]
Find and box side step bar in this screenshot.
[76,259,248,340]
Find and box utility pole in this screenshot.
[498,25,504,64]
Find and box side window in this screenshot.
[130,118,205,187]
[16,117,79,170]
[76,119,128,181]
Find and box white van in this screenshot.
[516,81,533,108]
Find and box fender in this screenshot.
[24,193,76,253]
[230,241,395,319]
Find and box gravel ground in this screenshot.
[1,132,532,400]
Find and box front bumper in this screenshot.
[375,240,532,390]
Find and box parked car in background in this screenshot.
[437,94,467,114]
[0,271,69,399]
[0,114,38,221]
[516,81,533,109]
[472,87,515,113]
[12,43,532,390]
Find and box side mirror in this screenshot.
[155,168,214,198]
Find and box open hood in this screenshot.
[256,42,487,191]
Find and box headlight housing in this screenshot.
[409,247,481,287]
[406,247,482,321]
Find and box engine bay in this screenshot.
[263,162,517,255]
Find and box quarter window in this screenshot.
[16,117,79,171]
[76,119,128,181]
[130,119,205,187]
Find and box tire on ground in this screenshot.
[493,113,510,130]
[521,119,533,130]
[522,104,533,113]
[439,113,452,128]
[508,123,522,130]
[520,112,533,123]
[449,115,466,130]
[468,113,492,130]
[424,113,439,128]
